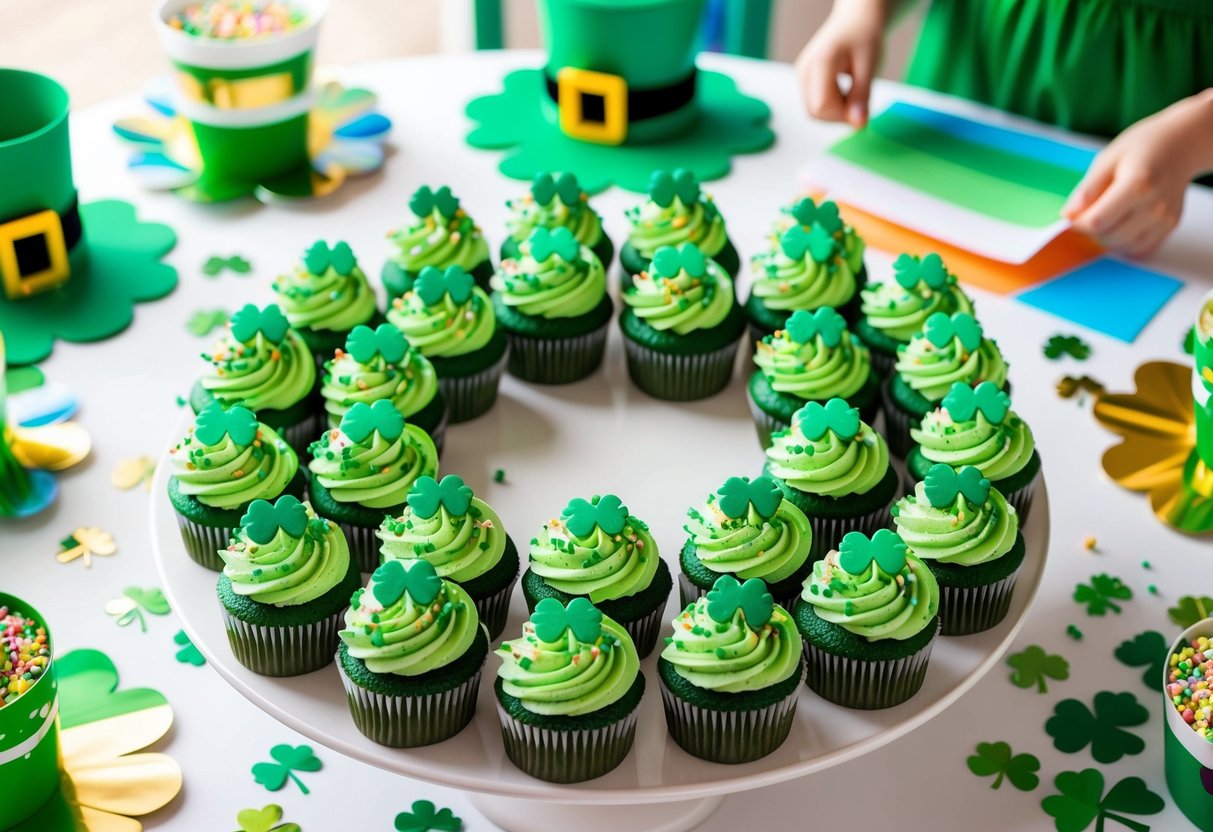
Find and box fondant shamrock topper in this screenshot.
[893,252,949,291]
[706,574,774,628]
[923,311,983,351]
[414,264,474,306]
[531,171,581,207]
[796,398,860,442]
[780,224,837,263]
[561,494,629,538]
[651,243,707,279]
[241,495,309,545]
[193,401,258,446]
[648,168,700,208]
[942,381,1010,424]
[715,475,783,520]
[838,529,907,576]
[924,463,991,508]
[340,400,405,443]
[528,226,580,264]
[302,240,357,277]
[371,559,443,608]
[407,474,474,519]
[531,597,603,643]
[409,185,460,220]
[345,324,407,365]
[785,307,846,348]
[789,197,843,235]
[230,303,290,345]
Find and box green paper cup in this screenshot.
[1164,619,1213,829]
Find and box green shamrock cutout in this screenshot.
[1007,645,1070,693]
[415,264,474,306]
[528,226,580,263]
[1073,574,1132,616]
[105,586,171,632]
[648,168,699,207]
[893,252,949,291]
[202,254,251,276]
[562,493,629,537]
[235,803,300,832]
[186,308,229,336]
[838,529,907,575]
[230,303,290,344]
[372,559,443,608]
[194,402,258,447]
[942,381,1010,424]
[924,464,991,508]
[1042,769,1163,832]
[1168,594,1212,628]
[785,307,846,348]
[1043,334,1091,361]
[240,495,309,545]
[410,185,460,219]
[345,323,407,364]
[651,243,707,279]
[967,741,1041,791]
[706,574,774,627]
[1113,631,1168,689]
[715,475,783,520]
[1046,691,1148,763]
[341,399,406,443]
[532,597,603,643]
[923,311,983,351]
[173,629,205,666]
[408,474,474,519]
[796,398,860,442]
[251,744,322,795]
[395,799,462,832]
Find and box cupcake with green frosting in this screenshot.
[659,575,804,763]
[320,323,447,453]
[217,495,361,676]
[381,184,493,297]
[621,169,738,288]
[619,242,747,401]
[906,381,1041,520]
[337,559,488,747]
[386,264,508,423]
[189,303,319,454]
[377,475,519,638]
[679,475,814,611]
[885,311,1009,458]
[855,252,974,376]
[307,400,438,572]
[766,196,867,283]
[168,402,305,571]
[521,493,671,659]
[747,306,878,448]
[491,226,613,384]
[763,398,898,560]
[501,172,614,268]
[271,240,379,363]
[893,464,1024,635]
[495,598,644,783]
[793,529,941,709]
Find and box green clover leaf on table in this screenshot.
[395,799,462,832]
[651,243,707,279]
[561,494,629,538]
[1168,595,1213,628]
[345,323,407,365]
[410,185,461,220]
[780,224,837,263]
[838,529,907,576]
[1045,691,1148,764]
[251,744,323,796]
[715,475,783,520]
[923,311,983,351]
[796,397,860,442]
[924,464,991,509]
[942,381,1010,424]
[230,303,290,344]
[239,495,310,545]
[1043,334,1092,361]
[1113,631,1168,690]
[235,804,300,832]
[966,741,1040,791]
[785,307,846,348]
[372,560,443,608]
[705,574,774,628]
[1073,574,1133,616]
[340,399,406,443]
[408,475,474,519]
[173,629,205,666]
[648,168,700,208]
[104,586,171,632]
[302,240,357,277]
[1041,769,1163,832]
[1007,645,1070,694]
[414,265,474,306]
[893,252,949,291]
[531,597,603,643]
[789,197,842,235]
[202,254,251,276]
[528,226,580,264]
[194,402,258,447]
[186,308,229,337]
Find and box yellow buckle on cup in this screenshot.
[0,210,70,300]
[557,67,627,146]
[176,71,297,109]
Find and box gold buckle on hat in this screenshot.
[0,210,70,300]
[557,67,628,145]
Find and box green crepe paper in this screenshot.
[1044,334,1091,361]
[466,68,774,194]
[966,741,1040,791]
[395,799,463,832]
[237,804,301,832]
[251,744,322,795]
[1007,645,1070,694]
[1045,691,1149,764]
[173,629,205,666]
[55,647,169,730]
[1041,769,1164,832]
[5,365,44,393]
[1113,631,1168,690]
[1073,574,1133,616]
[0,199,177,366]
[1169,596,1213,628]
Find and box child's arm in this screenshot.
[795,0,892,127]
[1063,90,1213,258]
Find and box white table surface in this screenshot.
[4,51,1211,831]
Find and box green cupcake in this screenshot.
[748,306,878,448]
[619,243,746,401]
[495,598,644,783]
[794,529,941,709]
[386,264,507,423]
[381,184,493,297]
[338,559,487,747]
[377,474,519,639]
[621,169,738,287]
[491,226,613,384]
[893,464,1025,635]
[217,495,361,676]
[501,172,614,268]
[521,493,670,659]
[271,240,378,362]
[168,402,304,571]
[659,575,803,763]
[308,401,438,572]
[679,475,813,610]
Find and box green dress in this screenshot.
[907,0,1213,137]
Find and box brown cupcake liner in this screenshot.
[337,659,483,748]
[937,567,1023,636]
[506,323,610,385]
[622,337,740,402]
[496,700,640,783]
[440,351,508,424]
[220,605,344,677]
[803,619,940,710]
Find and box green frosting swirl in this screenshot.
[387,209,489,274]
[321,345,438,428]
[386,286,496,358]
[170,421,298,509]
[765,418,889,498]
[529,514,659,602]
[661,598,801,693]
[771,208,866,274]
[893,481,1018,567]
[684,495,812,583]
[626,196,727,259]
[911,409,1036,481]
[272,262,376,334]
[220,504,350,606]
[753,327,870,401]
[860,282,974,343]
[801,550,939,641]
[895,335,1008,404]
[497,614,638,716]
[199,329,316,412]
[308,424,437,508]
[378,497,506,583]
[750,249,857,312]
[491,243,605,319]
[506,192,604,248]
[622,260,734,335]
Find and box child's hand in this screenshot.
[795,0,888,127]
[1063,91,1213,258]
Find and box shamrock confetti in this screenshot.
[252,744,322,795]
[104,587,171,632]
[1056,375,1106,401]
[202,254,252,276]
[395,800,462,832]
[57,527,117,567]
[345,323,406,364]
[1073,574,1132,616]
[797,397,860,442]
[1168,595,1213,628]
[1045,691,1148,763]
[173,629,205,666]
[186,308,229,336]
[111,455,157,490]
[1044,334,1091,361]
[1067,625,1084,641]
[1041,769,1163,832]
[1007,645,1070,694]
[235,804,300,832]
[493,468,506,484]
[1114,631,1168,689]
[966,741,1040,791]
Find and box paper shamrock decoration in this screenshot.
[1073,574,1132,616]
[531,171,581,207]
[414,264,474,306]
[789,197,842,235]
[532,597,603,643]
[1007,645,1070,694]
[923,311,983,351]
[715,475,783,520]
[302,240,357,277]
[1040,769,1163,832]
[236,804,301,832]
[648,168,700,208]
[1045,691,1148,764]
[410,185,460,220]
[561,493,629,537]
[706,574,774,628]
[57,527,117,567]
[395,799,462,832]
[230,303,290,345]
[1043,334,1091,361]
[651,243,707,279]
[924,464,991,508]
[186,308,229,336]
[785,307,846,348]
[251,744,322,795]
[796,398,860,442]
[1168,595,1212,628]
[408,474,474,519]
[893,252,949,291]
[779,224,836,263]
[341,399,405,443]
[173,629,205,666]
[194,402,258,447]
[838,529,907,576]
[942,381,1010,424]
[345,324,407,365]
[372,559,443,608]
[967,741,1040,791]
[202,254,251,276]
[528,226,579,263]
[105,586,171,631]
[240,495,309,545]
[1113,630,1168,689]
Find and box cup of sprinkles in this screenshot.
[0,594,60,826]
[1163,619,1213,829]
[166,0,308,39]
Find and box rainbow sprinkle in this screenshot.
[168,0,307,40]
[1167,635,1213,741]
[1,607,51,708]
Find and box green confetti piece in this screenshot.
[395,799,463,832]
[251,744,322,795]
[1113,631,1168,690]
[1045,691,1148,764]
[1007,645,1070,694]
[966,741,1040,791]
[172,629,205,666]
[1041,769,1163,832]
[1073,574,1132,616]
[493,468,506,484]
[186,308,229,336]
[235,804,300,832]
[1043,334,1091,361]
